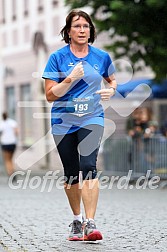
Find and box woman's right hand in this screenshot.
[69,62,84,81]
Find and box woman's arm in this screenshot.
[45,78,73,102]
[96,74,117,100]
[104,74,117,90]
[45,62,84,102]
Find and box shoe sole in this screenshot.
[68,236,83,241]
[85,230,103,241]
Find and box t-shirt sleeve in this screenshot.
[42,53,61,82]
[12,120,18,128]
[103,53,115,78]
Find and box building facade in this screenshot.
[0,0,110,171]
[0,0,69,171]
[1,0,165,172]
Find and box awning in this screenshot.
[116,79,167,99]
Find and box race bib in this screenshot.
[67,97,94,116]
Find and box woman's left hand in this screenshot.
[96,88,115,101]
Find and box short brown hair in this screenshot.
[2,112,8,120]
[60,10,96,44]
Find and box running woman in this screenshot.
[43,10,117,241]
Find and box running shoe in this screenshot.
[83,219,103,241]
[68,220,83,241]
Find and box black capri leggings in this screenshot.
[53,124,104,185]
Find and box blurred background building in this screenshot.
[0,0,167,174]
[0,0,67,142]
[0,0,69,171]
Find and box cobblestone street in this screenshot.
[0,173,167,252]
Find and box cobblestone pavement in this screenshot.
[0,174,167,252]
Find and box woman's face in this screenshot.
[68,16,91,45]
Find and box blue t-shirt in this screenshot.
[42,44,115,135]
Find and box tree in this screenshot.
[65,0,167,81]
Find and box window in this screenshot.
[2,32,7,47]
[38,0,44,13]
[1,0,6,23]
[52,0,59,7]
[52,16,59,36]
[38,21,45,33]
[5,86,16,119]
[23,0,29,16]
[12,0,17,21]
[20,84,32,146]
[24,25,30,43]
[12,29,18,45]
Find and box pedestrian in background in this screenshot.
[0,112,18,178]
[43,10,117,241]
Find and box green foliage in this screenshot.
[65,0,167,81]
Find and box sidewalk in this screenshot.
[0,175,167,252]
